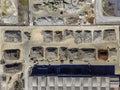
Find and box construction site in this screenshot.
[29,0,95,25]
[0,0,119,90]
[0,26,119,90]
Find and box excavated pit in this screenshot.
[68,48,79,60]
[45,47,58,59]
[74,30,82,44]
[43,30,53,43]
[79,48,96,61]
[54,31,62,42]
[84,30,92,43]
[98,49,108,61]
[24,32,31,40]
[103,29,116,41]
[4,31,21,42]
[59,47,68,60]
[4,49,20,60]
[30,47,44,59]
[4,63,22,73]
[93,30,102,42]
[109,48,117,57]
[63,30,73,40]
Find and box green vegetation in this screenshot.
[2,12,7,16]
[18,0,29,25]
[3,0,9,12]
[3,5,9,9]
[48,3,57,11]
[19,0,27,6]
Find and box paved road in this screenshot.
[96,0,120,24]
